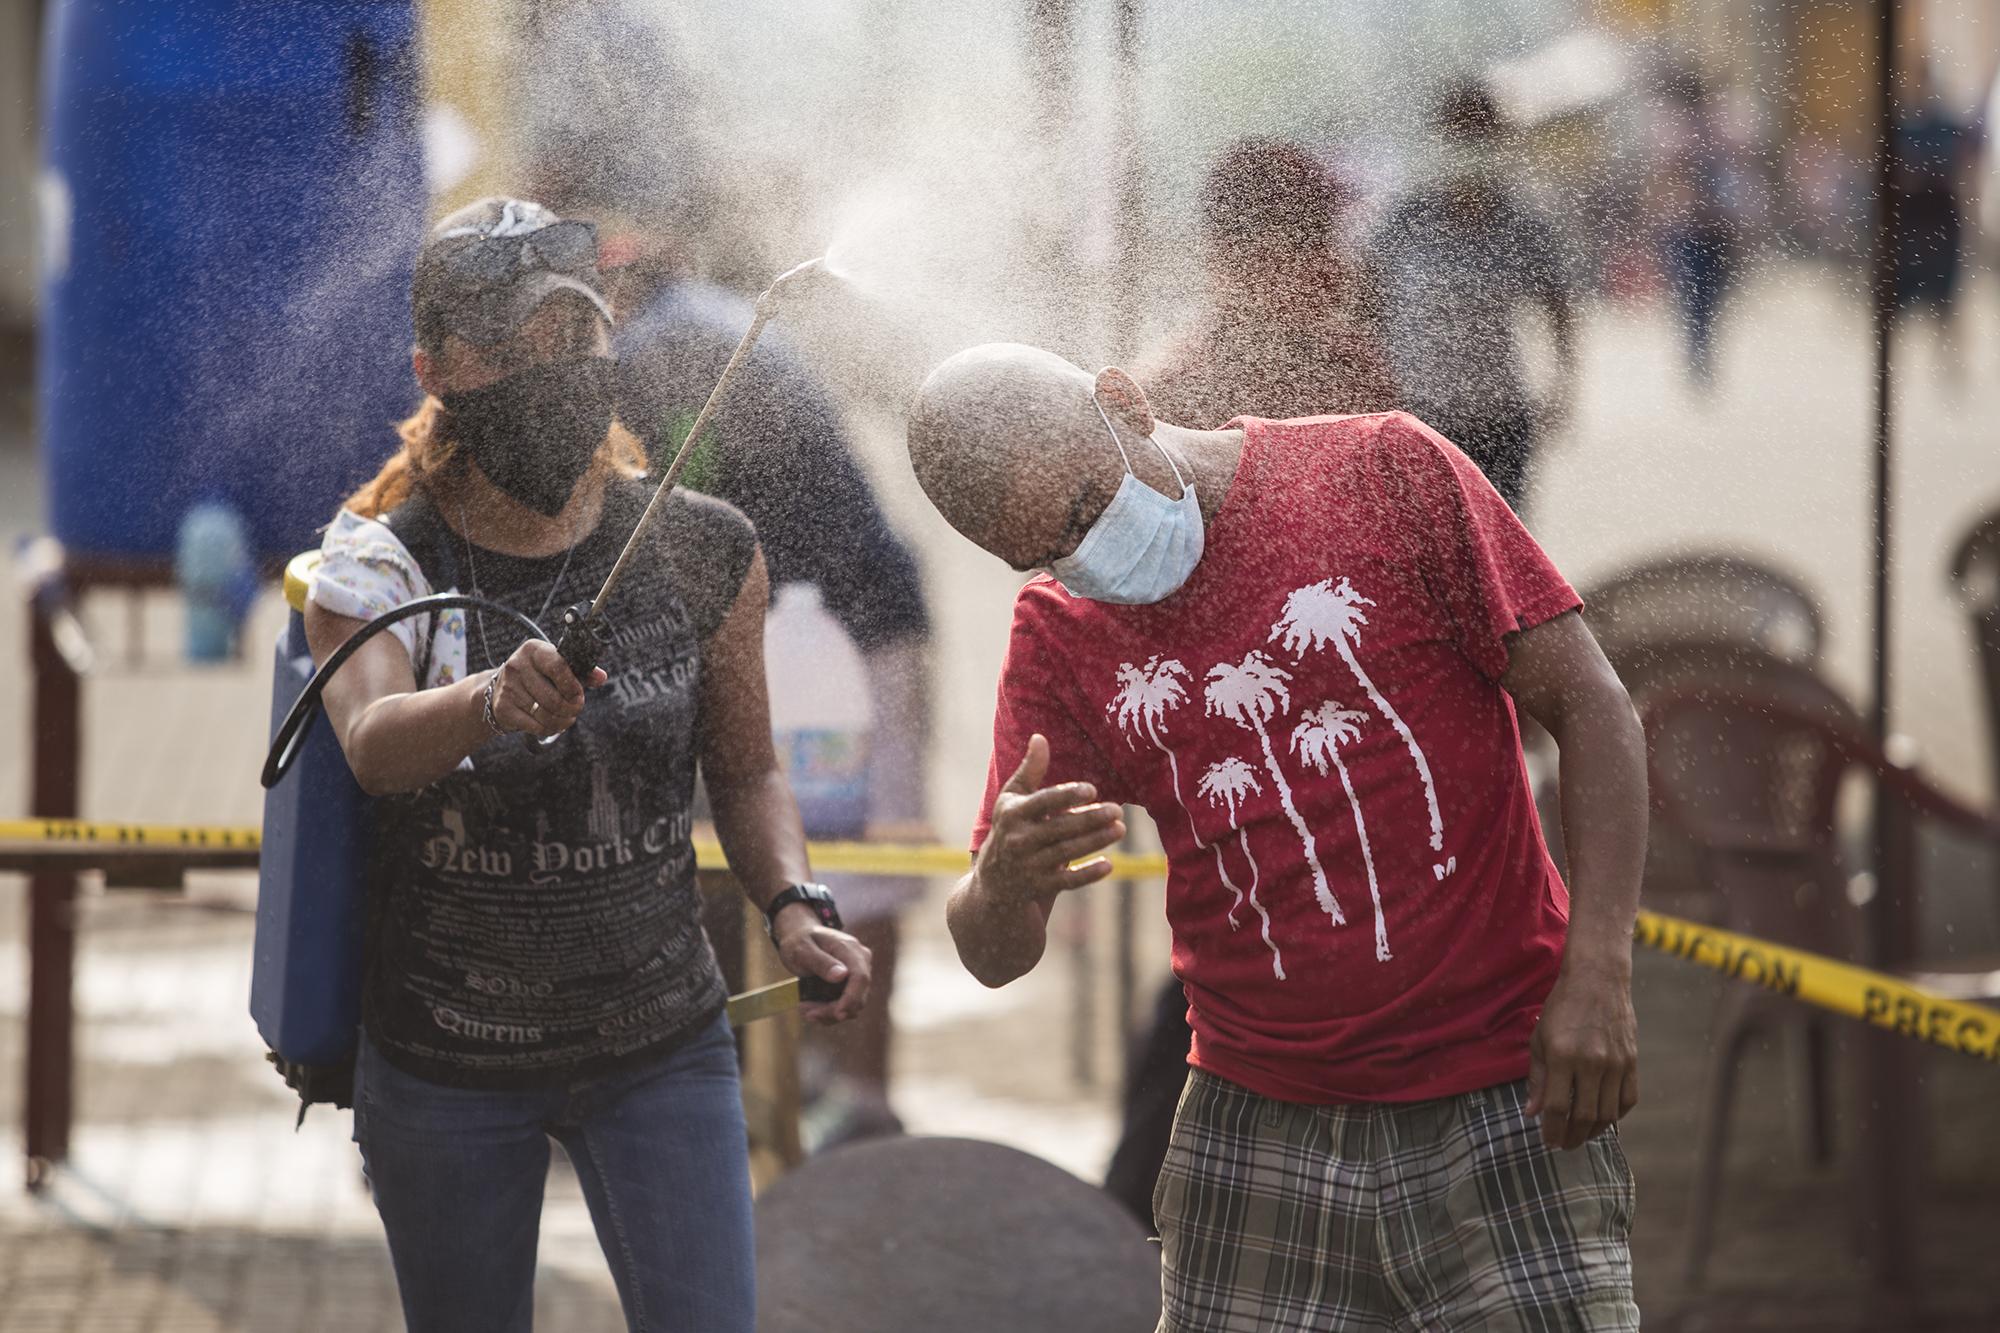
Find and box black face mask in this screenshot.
[442,358,617,516]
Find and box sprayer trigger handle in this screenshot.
[799,974,847,1005]
[553,600,604,683]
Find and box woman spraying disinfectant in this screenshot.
[255,197,856,1333]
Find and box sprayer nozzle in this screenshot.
[773,255,828,286]
[755,255,835,315]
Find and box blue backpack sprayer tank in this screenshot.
[253,257,840,1110]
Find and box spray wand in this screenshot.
[549,256,831,682]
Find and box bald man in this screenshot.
[909,344,1643,1332]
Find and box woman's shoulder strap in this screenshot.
[379,489,462,593]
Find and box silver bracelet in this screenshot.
[481,672,507,737]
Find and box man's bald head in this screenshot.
[907,341,1178,575]
[906,343,1102,543]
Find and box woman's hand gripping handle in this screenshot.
[487,635,607,740]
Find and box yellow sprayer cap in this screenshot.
[283,551,322,613]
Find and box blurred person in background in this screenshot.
[1368,81,1576,512]
[1106,135,1398,1229]
[610,235,935,1147]
[513,0,705,239]
[1782,129,1868,262]
[1895,60,1978,379]
[1647,64,1749,391]
[516,4,935,1148]
[1980,61,2000,267]
[312,197,871,1332]
[1137,138,1397,426]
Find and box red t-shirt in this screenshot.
[971,412,1582,1104]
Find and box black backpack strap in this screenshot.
[381,490,463,687]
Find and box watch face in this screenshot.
[769,884,841,933]
[800,884,841,928]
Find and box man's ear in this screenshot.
[412,346,440,399]
[1095,366,1155,437]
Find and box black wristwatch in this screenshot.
[766,883,848,1004]
[764,882,842,939]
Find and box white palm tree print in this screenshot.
[1108,657,1248,930]
[1196,757,1284,979]
[1292,702,1391,962]
[1203,651,1345,927]
[1271,576,1452,877]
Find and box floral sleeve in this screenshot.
[306,510,468,689]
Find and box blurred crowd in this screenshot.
[1596,51,1990,378]
[1148,45,1996,417]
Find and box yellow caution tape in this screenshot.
[0,823,1149,872]
[1633,911,1999,1063]
[4,818,1994,1058]
[689,836,1170,881]
[0,818,263,851]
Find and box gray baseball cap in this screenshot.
[412,197,614,349]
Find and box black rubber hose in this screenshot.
[261,594,548,790]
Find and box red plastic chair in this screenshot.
[1949,509,2000,888]
[1584,554,1823,668]
[1543,556,1822,902]
[1641,653,2000,1287]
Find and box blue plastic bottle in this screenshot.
[176,501,255,661]
[764,582,874,838]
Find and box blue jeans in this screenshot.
[353,1012,754,1333]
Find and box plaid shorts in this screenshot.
[1154,1069,1639,1332]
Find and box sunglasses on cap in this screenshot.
[428,218,601,290]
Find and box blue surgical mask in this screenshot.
[1049,397,1205,605]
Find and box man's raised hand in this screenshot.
[976,734,1126,908]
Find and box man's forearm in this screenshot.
[949,737,1124,987]
[945,867,1051,988]
[1551,690,1647,972]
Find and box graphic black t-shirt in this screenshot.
[363,477,756,1089]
